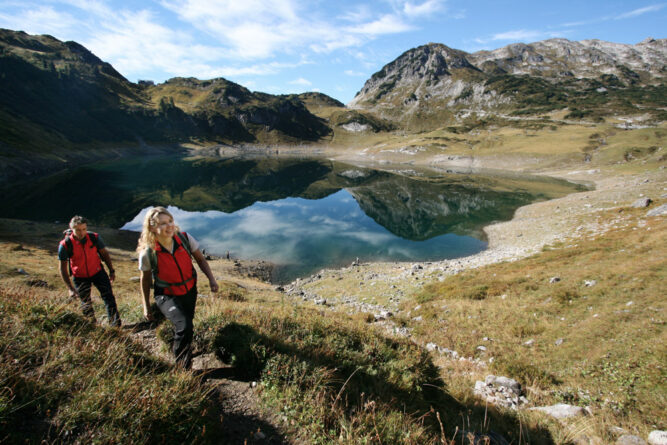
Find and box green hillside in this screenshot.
[0,28,333,181]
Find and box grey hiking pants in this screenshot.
[73,269,121,327]
[155,286,198,369]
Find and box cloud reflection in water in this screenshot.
[122,189,486,283]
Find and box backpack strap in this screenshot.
[176,231,192,257]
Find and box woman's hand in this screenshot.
[143,305,154,321]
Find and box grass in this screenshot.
[2,196,664,443]
[0,285,223,443]
[414,204,667,440]
[1,225,557,444]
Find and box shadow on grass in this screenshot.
[201,321,555,444]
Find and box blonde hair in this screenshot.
[136,206,180,254]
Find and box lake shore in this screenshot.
[280,150,666,327]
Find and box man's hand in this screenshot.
[209,279,219,293]
[109,269,116,283]
[68,287,79,298]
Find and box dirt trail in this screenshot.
[126,321,289,444]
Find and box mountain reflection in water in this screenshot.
[3,156,587,282]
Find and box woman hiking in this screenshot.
[137,206,219,369]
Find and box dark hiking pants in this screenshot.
[73,269,121,327]
[155,287,197,369]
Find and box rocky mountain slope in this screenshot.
[0,28,331,178]
[350,38,667,128]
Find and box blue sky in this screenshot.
[1,1,665,103]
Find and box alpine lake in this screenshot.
[4,155,588,283]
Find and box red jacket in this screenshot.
[60,233,102,278]
[153,233,195,296]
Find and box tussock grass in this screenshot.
[0,236,554,444]
[415,205,667,440]
[190,303,552,444]
[0,285,222,443]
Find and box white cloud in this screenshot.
[289,77,312,86]
[346,14,414,36]
[0,6,80,37]
[161,0,332,59]
[403,0,444,17]
[490,29,545,42]
[344,70,367,76]
[615,4,666,19]
[481,28,567,44]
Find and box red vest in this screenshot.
[154,234,195,296]
[61,233,102,278]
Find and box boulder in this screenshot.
[631,198,652,208]
[191,353,225,370]
[474,375,526,409]
[616,435,647,445]
[646,204,667,217]
[531,403,587,419]
[649,430,667,445]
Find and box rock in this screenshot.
[17,268,28,275]
[130,276,141,282]
[313,298,327,305]
[489,375,521,394]
[616,435,647,445]
[584,279,597,287]
[477,345,487,352]
[608,426,629,437]
[524,339,535,346]
[555,338,564,346]
[426,342,438,352]
[631,198,652,208]
[550,276,561,283]
[649,430,667,445]
[531,403,587,419]
[647,204,667,216]
[191,353,225,370]
[474,375,524,409]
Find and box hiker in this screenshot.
[58,215,121,326]
[136,206,219,369]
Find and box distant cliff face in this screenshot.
[0,28,332,157]
[350,38,667,126]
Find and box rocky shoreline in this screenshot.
[282,163,666,318]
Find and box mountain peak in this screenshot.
[350,37,666,127]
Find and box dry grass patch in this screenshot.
[413,204,666,439]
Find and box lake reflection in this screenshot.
[2,155,587,282]
[122,190,487,283]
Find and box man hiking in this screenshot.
[58,215,121,327]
